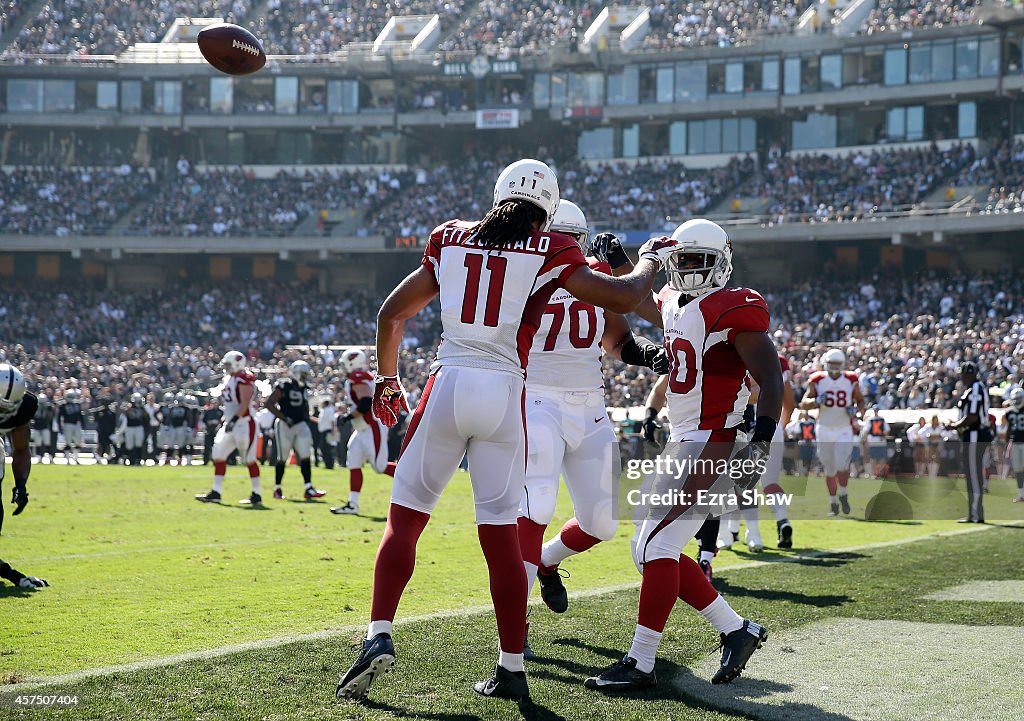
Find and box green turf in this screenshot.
[3,516,1022,720]
[1,464,1022,683]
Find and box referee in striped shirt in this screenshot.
[949,361,991,523]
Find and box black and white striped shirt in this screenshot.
[956,380,990,440]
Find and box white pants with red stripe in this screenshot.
[631,428,743,571]
[816,425,854,476]
[346,417,389,473]
[392,365,526,525]
[212,417,258,464]
[518,387,619,542]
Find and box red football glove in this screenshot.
[638,236,680,268]
[373,376,410,428]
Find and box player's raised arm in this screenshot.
[563,237,678,314]
[589,232,664,327]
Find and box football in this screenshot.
[197,23,266,76]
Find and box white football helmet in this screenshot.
[1008,387,1024,411]
[221,350,246,376]
[822,349,846,378]
[664,219,733,296]
[341,349,369,374]
[289,360,312,385]
[550,200,589,248]
[0,364,26,420]
[493,159,560,231]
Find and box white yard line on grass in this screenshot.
[6,520,1019,690]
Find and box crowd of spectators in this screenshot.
[254,0,469,55]
[642,0,807,51]
[859,0,979,36]
[0,165,154,235]
[439,0,599,55]
[7,141,1024,238]
[8,0,251,55]
[1,0,27,37]
[4,266,1022,416]
[736,142,977,224]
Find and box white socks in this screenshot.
[499,650,524,673]
[700,596,744,635]
[523,561,539,599]
[627,624,662,673]
[741,507,761,545]
[349,491,361,506]
[251,476,261,494]
[212,476,224,493]
[367,620,393,639]
[540,536,575,568]
[699,550,715,564]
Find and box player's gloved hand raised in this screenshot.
[11,484,28,515]
[590,233,620,263]
[18,576,48,589]
[647,345,670,375]
[642,407,662,446]
[638,236,680,268]
[731,440,771,491]
[373,376,410,428]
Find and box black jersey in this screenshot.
[1,393,38,432]
[59,402,83,425]
[202,407,223,429]
[159,405,173,425]
[32,404,54,431]
[275,379,311,423]
[1005,409,1024,443]
[168,406,189,427]
[125,406,148,427]
[956,380,990,439]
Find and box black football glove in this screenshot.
[731,440,770,491]
[224,418,236,432]
[647,345,670,375]
[12,484,28,516]
[642,407,662,446]
[589,233,630,269]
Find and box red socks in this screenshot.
[350,468,363,493]
[676,553,719,610]
[836,471,850,489]
[214,461,226,476]
[247,463,260,478]
[479,524,527,654]
[384,462,397,477]
[560,517,602,553]
[826,475,838,496]
[637,558,679,633]
[517,517,545,567]
[370,503,430,622]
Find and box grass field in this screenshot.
[1,464,1023,720]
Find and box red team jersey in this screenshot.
[345,369,376,426]
[221,372,256,418]
[527,258,610,392]
[808,370,859,428]
[422,220,588,376]
[656,285,770,439]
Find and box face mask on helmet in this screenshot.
[665,248,731,296]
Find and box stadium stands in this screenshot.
[0,166,154,236]
[642,0,808,50]
[9,0,252,55]
[860,0,979,35]
[12,142,1024,237]
[439,0,600,55]
[254,0,470,55]
[5,269,1021,413]
[0,0,28,37]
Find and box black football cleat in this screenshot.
[195,490,222,503]
[537,567,569,614]
[337,633,395,700]
[828,502,839,517]
[473,664,529,700]
[839,495,851,515]
[584,655,657,693]
[239,493,263,507]
[777,520,793,549]
[304,486,327,499]
[712,620,768,684]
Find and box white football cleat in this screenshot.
[745,530,764,553]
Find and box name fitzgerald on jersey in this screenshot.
[438,225,552,254]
